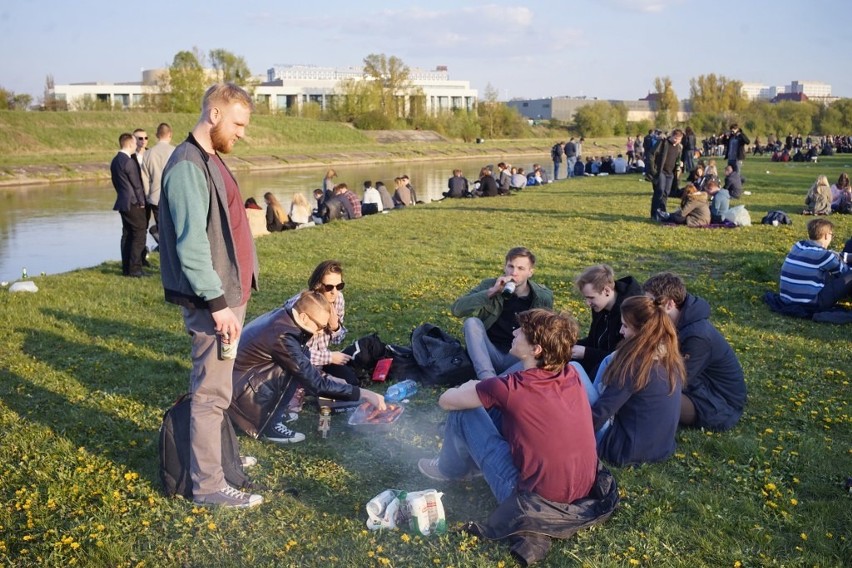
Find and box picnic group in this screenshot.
[106,83,852,565]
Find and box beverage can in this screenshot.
[218,334,238,360]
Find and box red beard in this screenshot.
[210,122,234,154]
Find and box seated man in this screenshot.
[779,219,852,310]
[705,178,730,223]
[642,272,746,432]
[228,291,385,444]
[723,165,744,199]
[572,264,642,379]
[418,309,605,564]
[612,154,628,174]
[451,247,553,379]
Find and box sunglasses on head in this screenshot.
[320,282,345,292]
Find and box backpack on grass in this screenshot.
[158,393,250,499]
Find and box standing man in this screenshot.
[159,84,261,508]
[721,123,750,173]
[141,122,175,243]
[571,264,642,379]
[133,128,148,166]
[451,247,553,379]
[564,137,578,178]
[550,141,564,181]
[110,132,148,277]
[649,129,684,221]
[642,272,746,432]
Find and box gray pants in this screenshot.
[463,317,520,379]
[182,303,247,496]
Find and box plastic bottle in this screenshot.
[21,267,28,279]
[385,379,418,403]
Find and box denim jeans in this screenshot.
[463,317,519,379]
[437,407,518,503]
[553,161,561,180]
[573,359,612,444]
[651,172,674,218]
[566,156,577,178]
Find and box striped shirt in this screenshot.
[779,240,849,304]
[284,292,346,366]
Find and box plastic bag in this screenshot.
[724,205,752,227]
[365,489,447,535]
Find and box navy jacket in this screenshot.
[677,294,746,431]
[576,276,642,378]
[110,151,145,212]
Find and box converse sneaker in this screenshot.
[265,422,306,444]
[193,485,263,508]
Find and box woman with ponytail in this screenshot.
[590,295,685,466]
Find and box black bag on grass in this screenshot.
[159,393,250,499]
[410,323,474,387]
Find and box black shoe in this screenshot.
[656,209,670,221]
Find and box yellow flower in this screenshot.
[734,561,742,567]
[629,560,640,566]
[790,498,798,506]
[400,534,411,543]
[800,533,808,541]
[764,482,776,491]
[207,523,216,530]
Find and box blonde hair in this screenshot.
[202,83,253,113]
[291,192,308,208]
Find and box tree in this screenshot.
[653,76,678,129]
[164,49,207,113]
[362,53,413,120]
[478,83,500,138]
[41,74,66,111]
[689,74,747,115]
[573,102,627,137]
[208,49,253,85]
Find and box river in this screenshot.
[0,154,545,283]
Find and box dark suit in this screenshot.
[110,151,147,275]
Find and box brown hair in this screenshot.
[836,172,850,190]
[505,246,536,266]
[680,183,698,209]
[307,260,343,291]
[156,122,172,138]
[807,218,833,241]
[263,192,287,224]
[575,264,615,293]
[516,309,578,371]
[642,272,687,308]
[202,83,253,113]
[602,296,685,393]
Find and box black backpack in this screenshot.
[409,323,474,387]
[159,393,250,499]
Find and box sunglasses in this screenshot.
[136,136,148,140]
[320,282,345,292]
[304,312,331,333]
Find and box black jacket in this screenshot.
[724,171,745,199]
[228,307,361,437]
[465,465,619,566]
[677,294,746,431]
[576,276,643,378]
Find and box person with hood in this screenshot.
[571,264,642,379]
[657,183,711,227]
[642,272,746,431]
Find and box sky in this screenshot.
[2,0,851,103]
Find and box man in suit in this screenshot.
[110,132,148,277]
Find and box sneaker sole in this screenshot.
[193,497,264,509]
[264,435,305,444]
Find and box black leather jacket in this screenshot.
[228,307,361,438]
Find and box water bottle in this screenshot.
[385,379,418,403]
[21,267,28,280]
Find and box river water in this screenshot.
[0,154,544,283]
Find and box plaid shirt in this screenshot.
[284,291,347,366]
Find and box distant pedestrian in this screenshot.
[110,132,147,277]
[141,122,174,243]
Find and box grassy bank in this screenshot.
[0,111,618,186]
[1,155,850,567]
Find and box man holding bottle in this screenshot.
[451,247,553,379]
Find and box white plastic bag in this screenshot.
[365,488,447,535]
[724,205,752,227]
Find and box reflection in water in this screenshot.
[0,154,543,282]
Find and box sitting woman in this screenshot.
[283,260,357,387]
[803,175,832,215]
[264,192,289,232]
[657,183,711,227]
[289,192,311,227]
[830,172,852,213]
[475,167,498,197]
[587,296,685,466]
[392,176,413,207]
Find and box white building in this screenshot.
[256,64,477,114]
[51,65,478,115]
[740,80,831,101]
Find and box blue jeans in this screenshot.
[573,359,612,444]
[651,172,674,219]
[566,156,577,178]
[553,161,561,180]
[463,318,519,379]
[437,407,518,503]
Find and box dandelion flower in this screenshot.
[800,533,808,541]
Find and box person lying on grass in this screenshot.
[582,295,685,466]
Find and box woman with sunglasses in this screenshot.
[283,260,356,386]
[586,295,685,466]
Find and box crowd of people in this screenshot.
[108,81,852,563]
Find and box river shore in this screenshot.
[0,138,626,188]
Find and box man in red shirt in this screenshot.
[419,309,597,505]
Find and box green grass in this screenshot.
[1,154,850,567]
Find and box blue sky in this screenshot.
[2,0,850,102]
